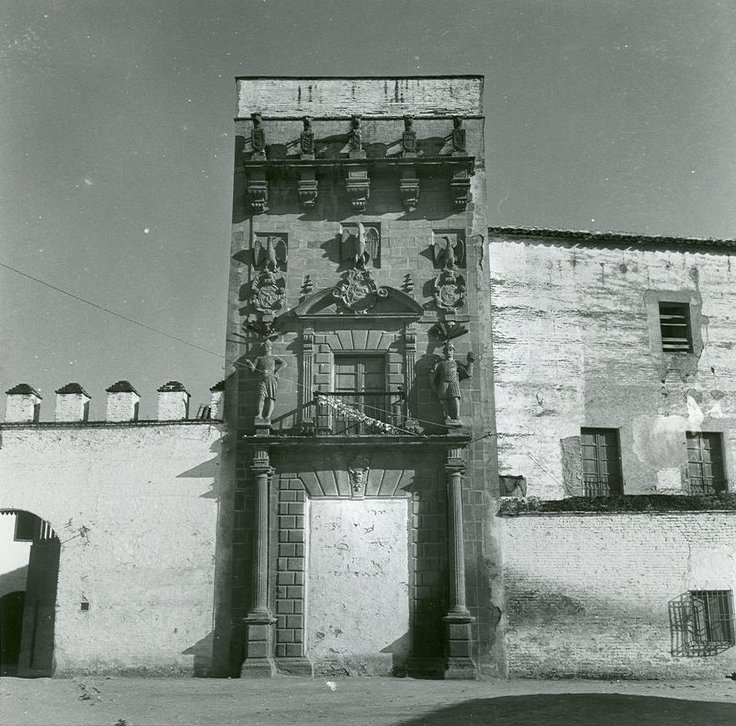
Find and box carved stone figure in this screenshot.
[432,234,466,310]
[348,115,363,154]
[253,235,287,272]
[300,116,315,158]
[341,222,380,269]
[348,457,370,498]
[251,113,266,157]
[401,115,417,156]
[431,342,475,427]
[433,234,464,270]
[244,339,286,423]
[451,116,466,154]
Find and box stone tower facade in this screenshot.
[225,76,499,678]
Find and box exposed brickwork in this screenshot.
[499,511,736,678]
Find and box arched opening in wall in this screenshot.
[0,510,60,677]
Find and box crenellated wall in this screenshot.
[4,381,224,424]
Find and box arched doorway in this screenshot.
[0,511,60,677]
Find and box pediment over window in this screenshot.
[293,276,423,321]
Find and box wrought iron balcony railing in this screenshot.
[314,390,406,436]
[583,475,623,497]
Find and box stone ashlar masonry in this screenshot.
[498,510,736,679]
[489,228,736,500]
[227,77,500,679]
[0,381,231,677]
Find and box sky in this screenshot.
[2,0,736,419]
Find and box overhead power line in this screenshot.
[0,260,222,359]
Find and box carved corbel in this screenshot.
[449,168,471,212]
[345,166,370,213]
[399,166,420,212]
[297,167,318,209]
[247,168,268,215]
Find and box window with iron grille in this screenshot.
[686,432,727,495]
[580,428,623,496]
[669,590,735,656]
[659,302,692,352]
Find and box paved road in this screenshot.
[2,676,736,726]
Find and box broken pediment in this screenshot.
[293,275,423,321]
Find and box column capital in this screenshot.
[251,448,271,474]
[445,446,466,475]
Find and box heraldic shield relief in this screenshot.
[332,269,388,314]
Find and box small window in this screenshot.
[659,302,692,352]
[580,428,623,496]
[686,432,726,494]
[670,590,735,656]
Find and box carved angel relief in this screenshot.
[431,234,466,312]
[250,235,288,315]
[340,222,380,269]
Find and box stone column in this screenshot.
[241,447,277,677]
[301,328,314,424]
[403,325,422,433]
[443,446,477,679]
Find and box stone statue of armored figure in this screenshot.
[300,116,315,158]
[431,341,475,427]
[244,339,287,424]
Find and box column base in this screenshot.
[276,656,314,677]
[241,658,277,678]
[241,615,277,679]
[442,612,478,680]
[444,656,478,680]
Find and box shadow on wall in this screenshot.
[177,431,235,677]
[395,694,736,726]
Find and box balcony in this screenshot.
[314,390,406,436]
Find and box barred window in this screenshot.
[669,590,735,657]
[659,302,692,352]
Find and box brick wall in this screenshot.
[498,510,736,678]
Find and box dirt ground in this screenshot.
[2,675,736,726]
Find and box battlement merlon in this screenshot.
[3,381,225,423]
[236,76,484,119]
